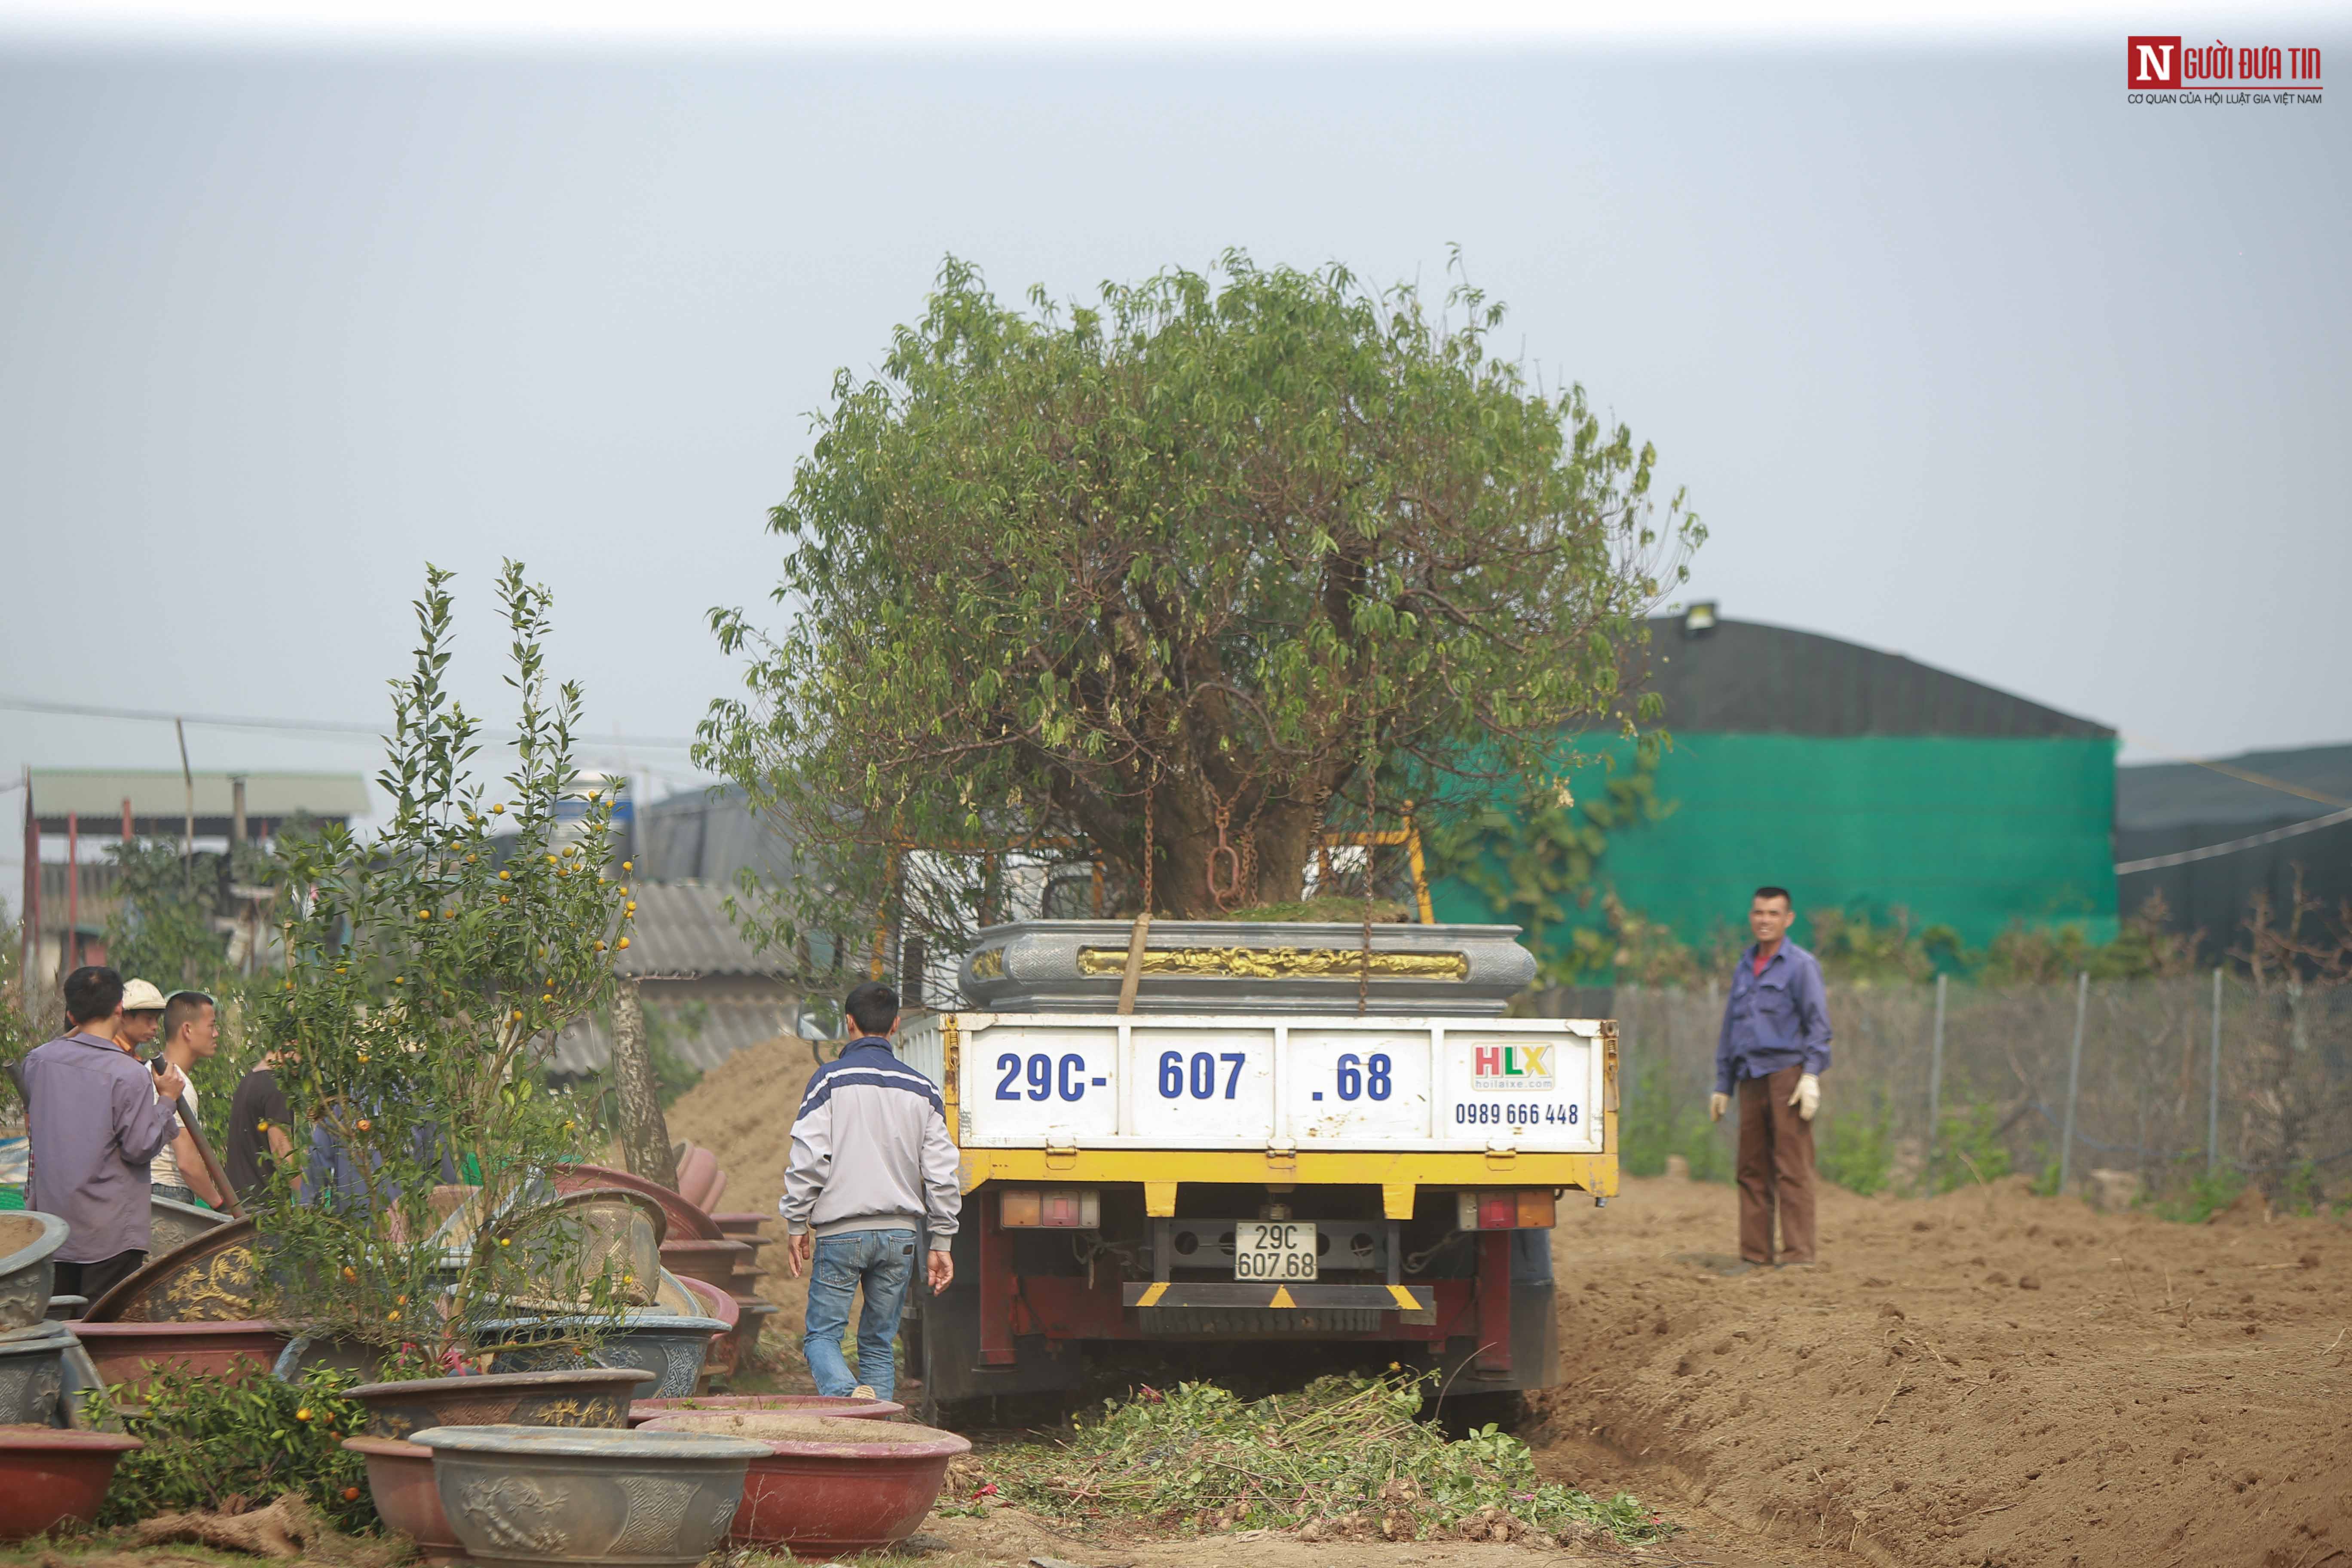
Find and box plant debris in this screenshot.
[988,1372,1668,1547]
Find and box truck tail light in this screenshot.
[1456,1189,1557,1231]
[998,1187,1100,1229]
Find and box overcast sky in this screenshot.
[2,26,2346,909]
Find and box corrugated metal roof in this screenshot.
[2115,744,2352,831]
[635,784,797,887]
[1626,617,2113,739]
[28,769,372,819]
[613,881,790,979]
[548,997,804,1077]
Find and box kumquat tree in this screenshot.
[700,251,1702,959]
[253,562,638,1372]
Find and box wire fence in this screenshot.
[1569,975,2352,1208]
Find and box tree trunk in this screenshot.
[611,979,680,1189]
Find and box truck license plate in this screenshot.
[1233,1222,1318,1281]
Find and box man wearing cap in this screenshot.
[116,978,167,1057]
[21,966,187,1301]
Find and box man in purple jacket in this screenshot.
[1709,888,1834,1268]
[22,967,187,1301]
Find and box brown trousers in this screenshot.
[1737,1064,1817,1264]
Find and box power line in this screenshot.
[0,693,701,751]
[2115,804,2352,875]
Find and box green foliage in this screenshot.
[251,563,634,1362]
[700,251,1701,956]
[1617,1057,1731,1182]
[2028,1150,2063,1197]
[1927,1099,2015,1194]
[99,836,283,995]
[1804,907,1963,986]
[2148,1163,2245,1223]
[1816,1094,1896,1197]
[0,919,46,1115]
[994,1372,1665,1544]
[98,1366,374,1532]
[1422,749,1672,984]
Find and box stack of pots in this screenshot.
[0,1212,144,1540]
[707,1212,778,1374]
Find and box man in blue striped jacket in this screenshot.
[782,980,960,1402]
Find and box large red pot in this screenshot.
[70,1320,292,1392]
[344,1435,466,1564]
[628,1392,903,1428]
[659,1238,750,1289]
[642,1411,967,1557]
[707,1213,767,1239]
[551,1164,721,1242]
[0,1429,143,1540]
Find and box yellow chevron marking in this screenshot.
[1136,1282,1169,1308]
[1269,1286,1297,1308]
[1387,1284,1421,1310]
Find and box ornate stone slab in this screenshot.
[957,919,1536,1016]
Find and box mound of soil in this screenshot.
[1533,1173,2352,1568]
[659,1033,820,1350]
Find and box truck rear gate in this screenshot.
[902,1012,1615,1403]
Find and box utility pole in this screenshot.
[175,719,195,867]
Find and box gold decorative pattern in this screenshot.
[529,1395,623,1427]
[1072,946,1469,981]
[967,949,1006,980]
[153,1246,261,1322]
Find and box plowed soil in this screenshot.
[1534,1172,2352,1568]
[665,1046,2352,1567]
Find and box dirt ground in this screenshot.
[1534,1173,2352,1568]
[666,1050,2352,1568]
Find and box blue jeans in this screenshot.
[802,1228,916,1400]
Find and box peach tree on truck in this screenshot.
[699,252,1703,958]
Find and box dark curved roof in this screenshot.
[1627,615,2113,739]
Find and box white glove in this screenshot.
[1790,1072,1820,1122]
[1708,1092,1729,1124]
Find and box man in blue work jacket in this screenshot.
[1709,886,1833,1267]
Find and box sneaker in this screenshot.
[851,1384,878,1401]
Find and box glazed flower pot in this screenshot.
[0,1428,143,1540]
[640,1410,968,1557]
[676,1280,740,1384]
[672,1148,723,1214]
[345,1435,467,1564]
[82,1216,259,1323]
[149,1195,230,1259]
[706,1213,766,1240]
[0,1322,77,1425]
[0,1213,69,1332]
[43,1295,85,1323]
[551,1165,720,1243]
[627,1392,902,1428]
[656,1239,749,1291]
[413,1423,764,1568]
[347,1368,655,1442]
[71,1320,292,1393]
[476,1314,726,1399]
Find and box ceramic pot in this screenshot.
[626,1392,903,1428]
[347,1368,654,1442]
[656,1240,749,1291]
[728,1300,777,1364]
[82,1216,260,1323]
[43,1295,85,1323]
[345,1435,467,1563]
[0,1213,68,1332]
[706,1214,766,1239]
[672,1148,723,1213]
[676,1280,740,1384]
[0,1428,143,1540]
[640,1410,968,1556]
[71,1319,292,1392]
[476,1315,726,1400]
[149,1196,230,1259]
[0,1323,77,1425]
[413,1423,763,1568]
[549,1166,720,1242]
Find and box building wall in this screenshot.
[1432,732,2119,959]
